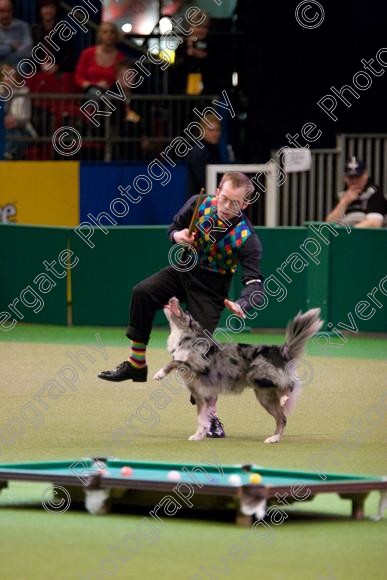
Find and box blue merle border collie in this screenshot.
[154,297,323,443]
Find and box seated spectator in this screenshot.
[326,157,386,228]
[0,63,36,159]
[75,22,125,98]
[186,113,227,197]
[112,59,155,161]
[32,0,75,74]
[0,0,32,67]
[114,60,141,123]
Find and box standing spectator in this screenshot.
[326,157,386,228]
[172,10,221,95]
[0,0,33,67]
[32,0,75,74]
[75,22,125,97]
[186,113,228,197]
[185,11,210,94]
[0,63,36,159]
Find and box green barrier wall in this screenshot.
[70,226,309,329]
[229,228,307,329]
[328,228,387,333]
[0,225,69,327]
[70,227,170,327]
[1,224,386,333]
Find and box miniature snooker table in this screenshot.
[0,458,386,524]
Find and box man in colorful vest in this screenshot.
[98,171,265,437]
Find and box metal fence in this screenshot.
[272,135,387,226]
[278,148,340,226]
[3,93,218,162]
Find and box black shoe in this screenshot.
[98,361,147,382]
[207,416,226,438]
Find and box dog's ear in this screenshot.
[186,312,204,332]
[186,312,193,328]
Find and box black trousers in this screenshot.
[126,266,232,344]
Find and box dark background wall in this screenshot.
[241,0,387,159]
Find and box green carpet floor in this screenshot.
[0,327,386,579]
[1,322,386,358]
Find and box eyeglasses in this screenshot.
[218,193,245,209]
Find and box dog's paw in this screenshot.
[188,433,206,441]
[153,369,166,381]
[264,435,280,444]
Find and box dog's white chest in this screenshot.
[167,327,191,362]
[167,327,183,354]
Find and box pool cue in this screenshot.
[182,188,205,260]
[188,187,205,236]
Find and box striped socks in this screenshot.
[129,341,147,368]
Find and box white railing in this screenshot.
[206,163,280,227]
[278,148,341,226]
[209,136,387,226]
[268,135,387,226]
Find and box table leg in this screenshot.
[235,511,253,526]
[339,492,369,520]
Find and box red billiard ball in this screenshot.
[121,466,133,477]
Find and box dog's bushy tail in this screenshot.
[281,308,323,361]
[283,387,300,416]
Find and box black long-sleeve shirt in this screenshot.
[168,195,264,310]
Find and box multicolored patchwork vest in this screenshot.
[193,196,252,274]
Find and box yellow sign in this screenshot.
[0,162,79,226]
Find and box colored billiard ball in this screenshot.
[249,473,262,484]
[121,466,133,477]
[228,474,242,486]
[168,470,181,482]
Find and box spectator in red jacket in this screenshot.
[75,21,125,97]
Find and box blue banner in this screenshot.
[80,162,188,225]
